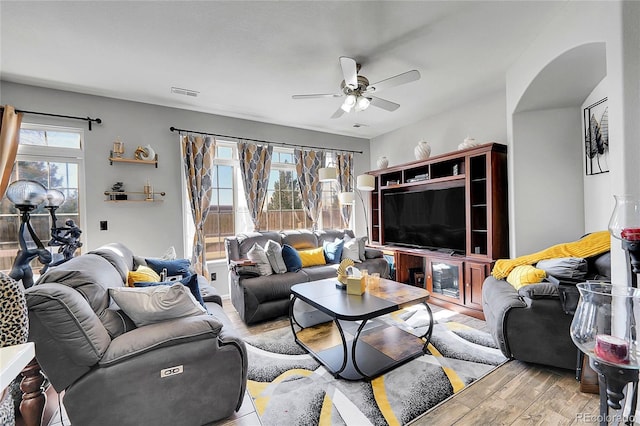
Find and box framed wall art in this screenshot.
[584,97,609,175]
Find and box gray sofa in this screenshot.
[25,243,247,426]
[225,229,390,324]
[482,251,611,370]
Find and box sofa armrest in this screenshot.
[364,247,383,259]
[100,315,223,366]
[481,276,526,357]
[198,275,222,305]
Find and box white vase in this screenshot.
[141,144,156,160]
[414,141,431,160]
[377,156,389,169]
[458,137,478,150]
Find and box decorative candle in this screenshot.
[621,228,640,241]
[594,334,629,364]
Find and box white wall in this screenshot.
[511,107,584,254]
[0,81,370,296]
[505,2,618,257]
[582,78,612,233]
[369,90,507,169]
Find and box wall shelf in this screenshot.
[104,191,165,202]
[109,151,158,167]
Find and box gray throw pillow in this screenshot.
[247,243,273,276]
[264,240,287,274]
[536,257,587,279]
[109,284,207,327]
[342,236,361,263]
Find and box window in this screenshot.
[0,124,84,273]
[184,141,345,262]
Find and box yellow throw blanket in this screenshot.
[492,231,611,279]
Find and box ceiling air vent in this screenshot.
[171,87,199,97]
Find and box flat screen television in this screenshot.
[382,185,466,254]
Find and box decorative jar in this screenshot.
[414,141,431,160]
[377,156,389,169]
[571,282,640,368]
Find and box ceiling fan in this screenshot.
[292,56,420,119]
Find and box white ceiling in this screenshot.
[0,1,567,139]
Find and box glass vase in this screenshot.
[571,282,640,368]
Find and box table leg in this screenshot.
[19,358,45,426]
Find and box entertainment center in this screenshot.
[365,143,508,319]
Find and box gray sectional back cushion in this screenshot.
[315,229,348,246]
[236,232,282,258]
[281,230,318,249]
[37,253,128,337]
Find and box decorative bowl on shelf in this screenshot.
[571,282,640,368]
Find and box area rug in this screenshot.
[245,306,507,426]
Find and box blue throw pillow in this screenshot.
[281,244,302,272]
[145,258,191,276]
[135,273,205,307]
[323,239,344,264]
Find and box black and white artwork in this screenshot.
[584,97,609,175]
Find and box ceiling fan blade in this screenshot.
[369,96,400,112]
[292,93,342,99]
[366,70,420,93]
[339,56,358,89]
[330,106,346,119]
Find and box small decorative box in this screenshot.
[346,276,365,295]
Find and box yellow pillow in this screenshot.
[298,247,326,268]
[127,266,161,287]
[506,265,547,290]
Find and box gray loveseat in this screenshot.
[25,243,247,426]
[225,229,390,324]
[482,251,611,370]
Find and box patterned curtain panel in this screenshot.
[336,152,354,228]
[294,148,324,230]
[238,141,273,231]
[0,106,22,199]
[182,134,215,277]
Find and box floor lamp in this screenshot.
[339,174,375,240]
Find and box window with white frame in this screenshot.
[0,124,85,272]
[320,152,343,229]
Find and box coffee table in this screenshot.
[289,277,433,381]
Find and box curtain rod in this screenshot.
[169,126,363,155]
[16,109,102,131]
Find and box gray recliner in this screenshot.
[25,243,247,426]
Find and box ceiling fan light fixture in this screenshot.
[341,94,357,113]
[355,96,371,112]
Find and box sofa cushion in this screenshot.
[90,243,134,283]
[237,232,282,259]
[282,244,303,272]
[37,253,128,338]
[315,229,348,246]
[133,246,177,269]
[506,265,547,290]
[264,239,287,274]
[240,272,309,303]
[518,282,559,299]
[109,284,207,327]
[299,247,326,267]
[323,239,344,264]
[300,264,340,281]
[247,243,273,276]
[281,230,318,250]
[535,257,587,280]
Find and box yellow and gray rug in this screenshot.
[245,307,507,425]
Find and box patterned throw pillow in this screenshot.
[247,243,273,276]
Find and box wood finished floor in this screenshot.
[217,299,600,426]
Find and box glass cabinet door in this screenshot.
[427,259,464,303]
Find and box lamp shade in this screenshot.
[45,189,65,207]
[319,166,338,182]
[6,180,47,207]
[356,174,375,191]
[338,191,355,204]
